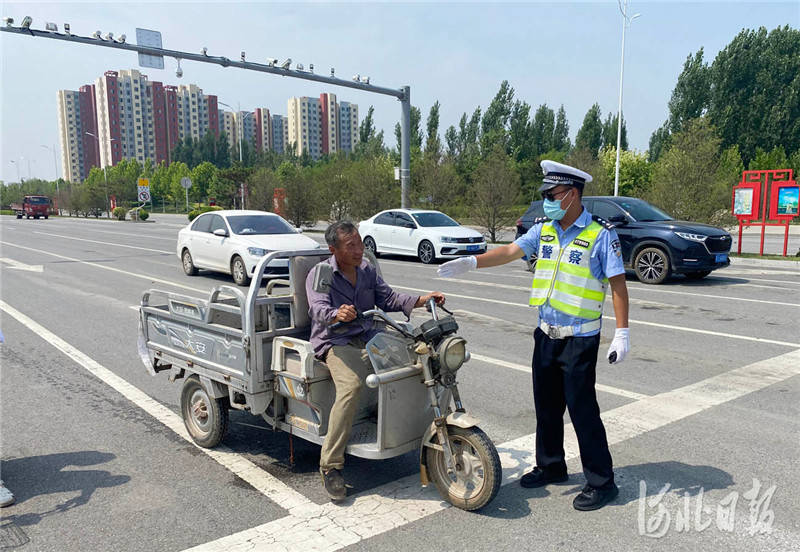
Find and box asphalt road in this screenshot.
[1,214,799,552]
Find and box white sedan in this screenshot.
[177,210,321,286]
[358,209,486,264]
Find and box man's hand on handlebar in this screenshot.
[332,304,358,324]
[415,292,445,309]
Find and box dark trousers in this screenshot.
[532,327,613,488]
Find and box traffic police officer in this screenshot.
[438,160,630,511]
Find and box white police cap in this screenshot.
[539,160,593,192]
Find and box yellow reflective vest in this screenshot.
[529,220,608,319]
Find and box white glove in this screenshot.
[607,328,629,364]
[437,256,478,278]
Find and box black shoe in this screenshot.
[320,468,347,502]
[573,482,619,511]
[520,466,569,488]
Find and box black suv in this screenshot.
[515,196,732,284]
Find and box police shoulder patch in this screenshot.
[592,215,615,230]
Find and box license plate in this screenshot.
[467,245,480,252]
[715,253,728,263]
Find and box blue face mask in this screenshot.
[543,192,575,220]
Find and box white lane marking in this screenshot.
[396,283,800,348]
[603,314,800,348]
[468,352,649,401]
[52,226,179,242]
[183,348,800,552]
[33,231,174,255]
[392,284,523,307]
[439,277,800,308]
[0,300,315,514]
[0,258,44,272]
[1,241,208,295]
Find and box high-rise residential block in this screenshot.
[338,101,359,154]
[254,108,272,153]
[57,86,99,183]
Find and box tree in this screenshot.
[281,165,317,227]
[347,157,397,220]
[598,146,652,197]
[647,118,738,225]
[708,26,800,163]
[509,101,532,161]
[648,121,671,163]
[190,161,218,203]
[411,156,462,212]
[747,146,788,171]
[531,104,555,158]
[394,105,423,155]
[601,113,628,151]
[574,103,603,156]
[668,49,710,133]
[565,148,607,197]
[553,105,571,152]
[424,101,442,161]
[481,81,515,154]
[469,147,520,242]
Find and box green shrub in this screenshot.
[188,205,222,221]
[138,209,149,221]
[112,207,127,221]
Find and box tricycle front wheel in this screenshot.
[181,376,229,448]
[426,425,501,511]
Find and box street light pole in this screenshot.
[85,132,113,217]
[21,157,31,180]
[219,101,252,210]
[614,0,640,197]
[41,144,60,215]
[10,160,20,182]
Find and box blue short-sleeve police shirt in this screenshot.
[513,207,625,336]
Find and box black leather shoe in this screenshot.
[320,468,347,502]
[520,466,569,488]
[573,482,619,511]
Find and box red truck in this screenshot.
[11,195,51,219]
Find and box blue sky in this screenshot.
[1,1,798,182]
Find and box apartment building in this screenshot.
[272,115,288,154]
[287,94,359,160]
[57,86,100,183]
[254,108,272,153]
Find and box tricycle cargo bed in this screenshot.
[138,250,330,409]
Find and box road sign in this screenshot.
[181,177,192,189]
[137,178,151,203]
[138,190,151,202]
[135,29,164,70]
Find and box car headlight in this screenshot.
[439,236,457,243]
[247,247,271,257]
[675,232,707,243]
[436,336,467,373]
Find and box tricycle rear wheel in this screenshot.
[426,425,501,511]
[181,376,229,448]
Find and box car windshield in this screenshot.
[27,196,49,204]
[226,215,296,235]
[615,198,673,222]
[411,212,460,227]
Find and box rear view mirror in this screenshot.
[312,263,334,293]
[213,228,228,237]
[295,227,304,234]
[608,215,628,225]
[404,222,415,229]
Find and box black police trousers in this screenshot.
[532,326,614,488]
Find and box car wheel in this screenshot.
[363,236,379,257]
[684,270,712,280]
[182,249,198,276]
[525,253,538,274]
[634,247,672,285]
[231,255,251,286]
[418,240,436,264]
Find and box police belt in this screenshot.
[539,319,602,339]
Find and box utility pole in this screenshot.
[1,21,413,208]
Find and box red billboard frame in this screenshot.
[732,169,797,256]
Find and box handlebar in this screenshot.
[329,308,413,338]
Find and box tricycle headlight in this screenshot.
[247,247,271,257]
[437,336,467,373]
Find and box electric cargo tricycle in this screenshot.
[137,249,501,510]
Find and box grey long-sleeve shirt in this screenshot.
[305,256,419,359]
